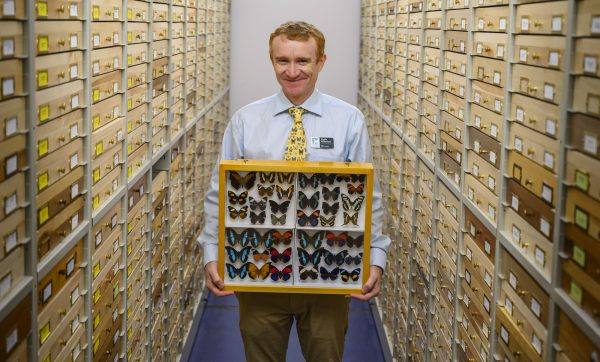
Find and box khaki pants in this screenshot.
[236,293,350,362]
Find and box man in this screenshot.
[197,21,390,362]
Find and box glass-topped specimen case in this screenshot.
[218,160,374,294]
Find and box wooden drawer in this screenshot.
[0,98,26,146]
[423,64,440,86]
[91,224,120,290]
[464,207,495,262]
[127,22,148,44]
[152,92,167,117]
[569,113,600,159]
[566,149,600,201]
[91,22,121,49]
[91,0,122,21]
[152,22,168,42]
[0,244,23,298]
[511,93,560,139]
[172,38,184,56]
[473,32,507,60]
[127,143,148,180]
[573,76,600,117]
[444,71,466,99]
[446,9,469,31]
[506,177,555,242]
[0,21,24,60]
[467,150,499,195]
[515,1,568,35]
[575,0,600,37]
[127,83,147,111]
[509,122,559,175]
[172,22,185,39]
[0,0,26,19]
[91,94,122,132]
[126,63,147,90]
[574,38,600,78]
[152,2,168,21]
[425,11,441,29]
[470,104,502,141]
[37,166,83,228]
[495,305,544,361]
[557,310,600,362]
[91,46,122,77]
[91,118,124,161]
[91,69,122,104]
[561,259,600,326]
[424,29,441,48]
[92,200,120,254]
[565,187,600,242]
[514,35,564,70]
[445,51,466,75]
[35,0,83,20]
[443,91,465,120]
[472,56,505,88]
[126,0,148,21]
[0,295,30,361]
[127,121,147,156]
[463,233,494,292]
[471,79,504,115]
[446,30,467,54]
[35,51,82,90]
[469,126,500,168]
[440,151,461,185]
[440,129,463,165]
[512,63,563,105]
[36,137,83,192]
[37,239,83,312]
[91,165,121,211]
[475,6,508,32]
[565,224,600,288]
[464,173,498,222]
[504,207,553,277]
[0,59,23,100]
[422,82,439,107]
[508,150,557,206]
[0,134,25,184]
[36,195,83,259]
[36,80,84,124]
[152,39,168,60]
[0,207,25,261]
[424,47,441,68]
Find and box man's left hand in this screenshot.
[350,265,383,301]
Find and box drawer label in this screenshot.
[37,138,48,157]
[534,246,545,266]
[92,88,100,102]
[2,38,14,58]
[540,217,550,237]
[530,296,541,318]
[37,1,48,17]
[3,0,15,16]
[572,245,586,268]
[584,132,598,155]
[584,55,598,74]
[37,70,48,88]
[569,280,583,305]
[92,115,100,130]
[92,195,100,210]
[69,4,78,17]
[548,51,559,67]
[92,5,100,20]
[574,207,589,231]
[95,141,103,157]
[39,322,50,345]
[37,36,48,53]
[575,169,589,192]
[532,333,542,355]
[93,262,101,279]
[551,16,562,32]
[592,16,600,34]
[38,205,49,225]
[546,119,556,136]
[37,171,48,191]
[127,8,133,20]
[93,288,101,304]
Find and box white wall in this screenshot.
[229,0,361,116]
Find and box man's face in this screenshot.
[271,35,326,105]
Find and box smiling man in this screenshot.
[197,21,390,362]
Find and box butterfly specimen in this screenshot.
[269,200,290,214]
[270,247,292,263]
[297,247,324,266]
[343,212,359,226]
[225,246,251,263]
[341,194,365,212]
[226,228,254,246]
[319,173,336,185]
[226,263,249,279]
[270,265,293,281]
[325,231,348,247]
[299,173,320,189]
[336,174,366,183]
[297,210,320,227]
[257,184,275,197]
[249,196,267,211]
[322,202,339,215]
[228,206,248,220]
[248,229,272,248]
[346,234,364,248]
[323,249,349,266]
[319,266,340,281]
[344,252,363,265]
[271,214,287,225]
[268,230,293,245]
[252,249,269,262]
[250,211,266,225]
[322,186,340,201]
[298,191,320,209]
[229,171,257,190]
[298,265,319,280]
[277,172,295,183]
[347,183,364,195]
[296,230,325,249]
[228,191,248,205]
[319,215,335,227]
[259,172,275,183]
[276,184,295,200]
[340,268,361,282]
[248,262,271,280]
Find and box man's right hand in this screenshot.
[204,261,234,297]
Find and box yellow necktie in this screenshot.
[284,107,307,161]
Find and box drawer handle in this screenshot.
[57,39,66,46]
[105,113,112,120]
[105,36,112,42]
[58,71,66,79]
[57,5,66,13]
[59,102,67,110]
[58,199,67,205]
[525,179,533,186]
[533,20,543,28]
[105,10,112,16]
[105,62,112,69]
[58,135,66,142]
[58,167,66,174]
[531,52,540,60]
[527,85,538,94]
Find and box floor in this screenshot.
[187,293,385,362]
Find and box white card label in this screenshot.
[466,247,473,261]
[71,183,79,199]
[478,18,484,30]
[468,187,474,201]
[516,107,524,122]
[499,18,507,31]
[485,271,492,287]
[544,151,555,169]
[500,326,509,344]
[474,116,481,128]
[519,48,528,62]
[476,42,482,55]
[70,34,77,48]
[5,231,16,253]
[488,204,496,219]
[484,240,491,255]
[6,155,16,175]
[505,297,513,315]
[71,286,79,305]
[474,92,481,103]
[3,38,14,57]
[540,217,550,237]
[70,153,78,169]
[584,132,598,154]
[473,164,479,177]
[95,231,102,246]
[509,272,517,289]
[113,81,118,93]
[491,124,498,138]
[93,61,100,75]
[497,45,504,58]
[512,225,521,242]
[593,16,600,34]
[461,18,466,30]
[460,64,466,75]
[71,214,78,229]
[113,33,119,45]
[460,41,465,52]
[71,315,79,333]
[494,99,502,112]
[488,176,495,190]
[2,78,14,96]
[71,94,79,109]
[43,282,52,302]
[535,246,545,266]
[66,257,75,276]
[531,297,541,318]
[70,4,78,17]
[482,322,489,338]
[521,17,529,31]
[4,193,16,215]
[93,34,100,47]
[544,84,555,101]
[114,57,119,68]
[489,151,497,164]
[549,51,559,67]
[70,64,78,79]
[3,0,15,16]
[70,124,78,139]
[552,16,562,32]
[584,55,598,74]
[546,119,556,136]
[512,194,519,210]
[532,333,542,355]
[493,71,501,85]
[0,273,11,295]
[113,7,119,19]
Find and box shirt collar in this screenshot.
[273,89,323,117]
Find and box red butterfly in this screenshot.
[347,183,364,195]
[270,247,292,263]
[269,265,292,281]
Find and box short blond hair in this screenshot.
[269,21,325,61]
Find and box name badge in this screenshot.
[310,137,334,149]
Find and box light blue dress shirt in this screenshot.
[197,89,391,269]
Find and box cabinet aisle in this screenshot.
[0,0,230,360]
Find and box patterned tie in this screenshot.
[284,107,307,161]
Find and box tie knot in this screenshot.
[288,107,306,122]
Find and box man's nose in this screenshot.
[285,62,300,76]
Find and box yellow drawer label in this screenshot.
[39,205,49,225]
[38,171,49,191]
[38,104,49,122]
[93,288,101,304]
[127,165,133,178]
[93,195,100,210]
[575,207,589,231]
[38,138,49,157]
[127,8,133,20]
[127,221,132,233]
[127,264,132,276]
[127,77,132,88]
[127,98,132,110]
[39,322,50,345]
[127,120,133,132]
[37,36,49,53]
[127,306,132,319]
[37,70,48,88]
[127,54,132,65]
[128,326,132,339]
[93,313,100,330]
[93,115,101,130]
[127,285,132,297]
[37,1,48,17]
[575,169,589,192]
[95,141,103,157]
[572,245,586,268]
[93,336,100,354]
[93,262,101,279]
[127,243,132,255]
[127,143,133,154]
[127,32,133,43]
[92,6,100,20]
[570,280,583,305]
[93,167,101,183]
[92,88,100,102]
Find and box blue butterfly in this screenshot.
[225,228,255,247]
[323,249,348,266]
[225,246,250,263]
[297,247,324,266]
[226,262,250,279]
[297,230,325,249]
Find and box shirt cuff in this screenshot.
[369,247,387,271]
[202,243,219,266]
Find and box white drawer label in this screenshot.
[531,296,541,318]
[2,77,14,96]
[552,16,562,32]
[71,286,79,305]
[465,270,471,284]
[5,230,17,253]
[493,71,501,85]
[71,183,79,199]
[113,32,119,45]
[71,213,78,229]
[521,17,529,31]
[485,271,492,287]
[489,151,497,165]
[499,18,507,31]
[113,81,119,93]
[476,42,482,54]
[70,123,78,139]
[460,41,465,52]
[484,240,491,255]
[474,91,481,103]
[532,333,542,355]
[3,38,14,57]
[5,328,17,353]
[71,315,79,333]
[95,231,102,246]
[515,136,523,152]
[490,124,498,138]
[488,204,495,220]
[540,216,550,237]
[93,34,100,47]
[500,325,509,344]
[505,296,513,315]
[474,140,480,153]
[483,295,491,313]
[475,115,481,127]
[546,119,556,136]
[548,51,559,67]
[93,61,100,75]
[584,132,598,154]
[461,18,466,30]
[482,321,489,338]
[70,4,78,17]
[478,18,484,30]
[488,176,495,190]
[591,16,600,34]
[543,151,555,169]
[73,342,81,361]
[6,154,16,175]
[543,84,555,101]
[468,187,474,201]
[70,34,78,48]
[466,247,473,261]
[0,273,12,295]
[3,0,15,16]
[113,7,119,19]
[5,192,16,214]
[508,271,517,289]
[66,256,75,276]
[43,281,52,303]
[70,153,78,169]
[516,107,524,122]
[584,55,598,74]
[535,245,545,266]
[473,164,479,177]
[512,225,521,242]
[494,99,502,112]
[114,57,119,69]
[71,94,79,109]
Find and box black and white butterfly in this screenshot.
[276,184,294,200]
[341,194,365,212]
[299,173,320,189]
[298,191,320,209]
[249,196,267,211]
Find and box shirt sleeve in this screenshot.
[345,110,391,271]
[196,113,244,265]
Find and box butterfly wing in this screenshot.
[297,248,309,266]
[226,263,237,279]
[343,212,358,226]
[259,172,275,183]
[347,234,364,248]
[319,173,336,184]
[308,191,320,209]
[250,196,267,211]
[297,230,309,248]
[320,215,335,227]
[299,174,319,188]
[225,246,238,262]
[229,171,243,189]
[277,172,295,183]
[257,185,274,197]
[311,230,325,248]
[308,210,320,227]
[323,186,340,201]
[351,196,365,211]
[225,228,239,246]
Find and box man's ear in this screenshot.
[317,53,327,70]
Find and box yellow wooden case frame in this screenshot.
[218,159,374,294]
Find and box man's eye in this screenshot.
[277,60,288,65]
